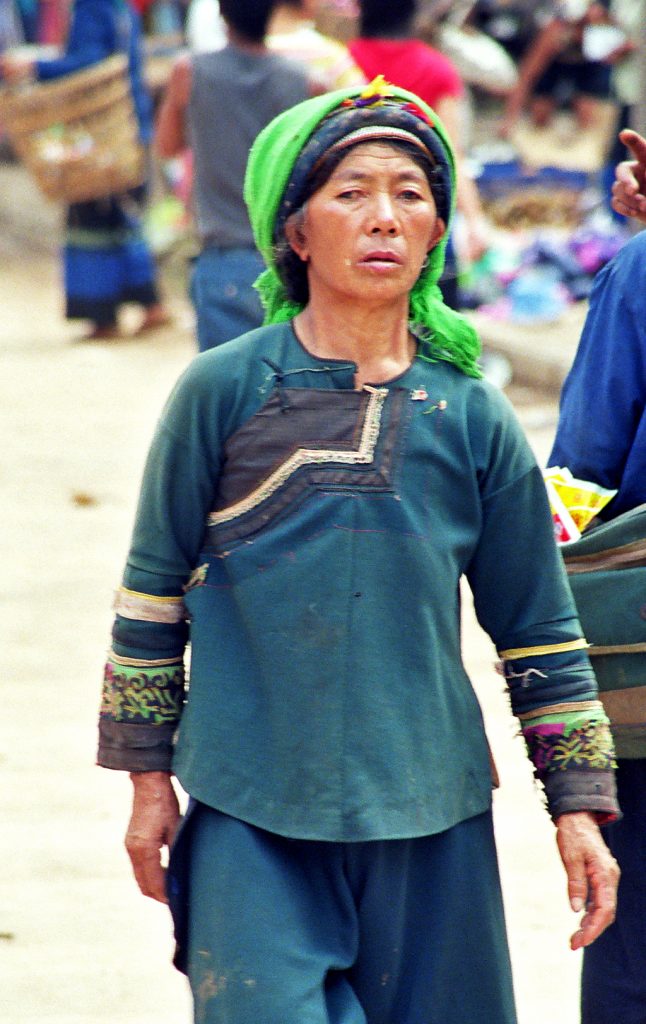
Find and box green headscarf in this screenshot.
[244,79,481,378]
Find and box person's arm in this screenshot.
[0,0,113,81]
[36,0,116,79]
[498,19,565,137]
[99,357,224,901]
[155,54,192,158]
[549,235,646,494]
[465,388,620,948]
[611,129,646,223]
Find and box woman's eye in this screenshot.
[337,188,362,200]
[399,189,423,202]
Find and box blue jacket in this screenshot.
[549,231,646,519]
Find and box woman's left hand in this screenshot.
[555,811,620,950]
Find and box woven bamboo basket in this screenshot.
[0,54,145,203]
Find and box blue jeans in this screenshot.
[581,759,646,1024]
[190,245,265,352]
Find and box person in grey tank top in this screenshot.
[156,0,316,351]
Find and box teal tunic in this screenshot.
[99,323,617,840]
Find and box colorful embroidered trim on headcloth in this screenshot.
[244,77,482,379]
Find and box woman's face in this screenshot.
[286,142,446,310]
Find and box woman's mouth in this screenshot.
[360,251,403,267]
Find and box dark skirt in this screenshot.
[64,191,159,325]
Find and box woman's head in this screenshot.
[244,79,481,376]
[247,80,454,285]
[275,136,447,307]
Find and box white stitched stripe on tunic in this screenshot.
[107,649,184,668]
[113,587,186,623]
[516,699,604,722]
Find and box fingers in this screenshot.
[569,852,620,950]
[555,812,620,951]
[125,831,170,904]
[611,152,646,222]
[611,130,646,221]
[610,194,646,222]
[125,772,181,903]
[618,129,646,166]
[614,159,640,192]
[611,174,646,222]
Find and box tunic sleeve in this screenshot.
[465,390,618,823]
[98,358,223,772]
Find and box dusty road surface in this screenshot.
[1,163,587,1024]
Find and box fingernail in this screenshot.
[572,897,584,912]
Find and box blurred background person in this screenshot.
[155,0,317,352]
[348,0,490,309]
[267,0,366,91]
[499,0,615,139]
[468,0,542,64]
[0,0,170,340]
[414,0,519,100]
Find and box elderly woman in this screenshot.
[99,81,619,1024]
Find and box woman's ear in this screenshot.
[427,218,446,253]
[285,211,309,262]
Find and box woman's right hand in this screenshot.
[125,771,181,903]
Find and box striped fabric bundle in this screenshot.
[562,503,646,757]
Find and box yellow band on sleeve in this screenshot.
[499,638,589,660]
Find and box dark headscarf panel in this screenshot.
[274,101,453,242]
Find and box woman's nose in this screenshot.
[368,194,398,234]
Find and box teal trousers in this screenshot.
[168,803,517,1024]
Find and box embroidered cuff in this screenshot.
[100,652,185,726]
[520,703,616,779]
[519,701,619,822]
[97,719,176,772]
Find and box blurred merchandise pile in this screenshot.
[458,149,631,323]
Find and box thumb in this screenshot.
[619,129,646,164]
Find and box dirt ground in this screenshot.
[1,160,587,1024]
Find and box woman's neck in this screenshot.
[293,298,415,388]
